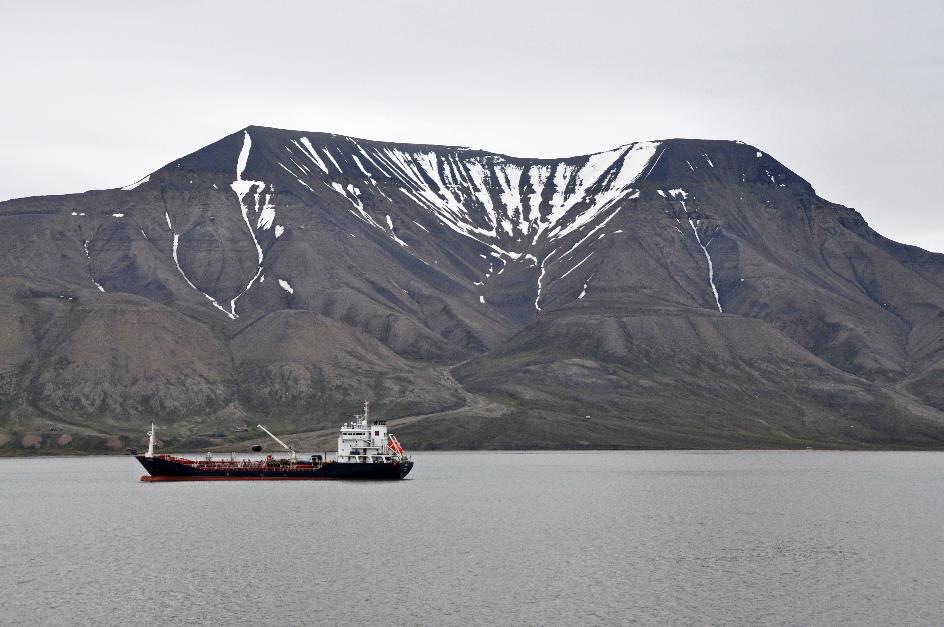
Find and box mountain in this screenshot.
[2,125,944,453]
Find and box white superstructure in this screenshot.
[146,422,155,458]
[337,401,405,463]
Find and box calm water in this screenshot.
[1,451,943,625]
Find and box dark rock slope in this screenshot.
[2,126,944,453]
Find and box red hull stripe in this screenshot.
[141,475,334,482]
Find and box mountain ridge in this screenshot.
[2,125,944,454]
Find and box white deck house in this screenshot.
[337,402,404,463]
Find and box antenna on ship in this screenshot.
[363,400,370,424]
[145,422,156,458]
[256,424,298,462]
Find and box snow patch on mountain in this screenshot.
[385,214,409,247]
[211,132,736,316]
[164,208,235,318]
[280,138,659,264]
[328,182,385,233]
[228,130,267,317]
[276,136,661,309]
[257,193,276,230]
[296,137,329,174]
[322,147,343,172]
[121,174,150,191]
[578,273,594,300]
[82,240,105,292]
[534,248,558,312]
[561,252,594,279]
[688,218,722,312]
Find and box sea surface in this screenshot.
[1,451,943,626]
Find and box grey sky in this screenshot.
[2,0,942,250]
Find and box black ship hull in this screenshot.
[136,455,413,481]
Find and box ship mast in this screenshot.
[256,424,298,461]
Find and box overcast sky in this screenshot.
[2,0,942,250]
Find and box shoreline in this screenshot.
[4,447,944,460]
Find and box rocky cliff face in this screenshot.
[3,126,944,452]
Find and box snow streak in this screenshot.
[534,248,558,312]
[688,218,722,313]
[228,130,273,317]
[578,273,594,300]
[121,174,150,191]
[82,240,105,292]
[665,188,722,313]
[165,211,235,318]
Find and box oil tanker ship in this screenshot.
[135,403,413,481]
